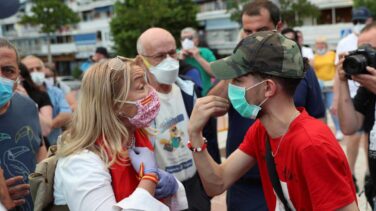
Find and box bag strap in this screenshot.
[265,135,292,211]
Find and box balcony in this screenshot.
[41,43,77,55]
[2,30,18,38]
[309,0,353,9]
[78,18,110,33]
[76,0,116,12]
[199,1,227,13]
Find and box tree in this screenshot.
[280,0,320,27]
[353,0,376,17]
[19,0,79,63]
[110,0,198,57]
[227,0,320,27]
[226,0,250,24]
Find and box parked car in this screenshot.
[57,76,81,91]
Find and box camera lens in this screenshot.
[343,55,367,75]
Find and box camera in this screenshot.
[343,44,376,75]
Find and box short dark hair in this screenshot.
[248,58,309,96]
[242,0,281,26]
[95,47,109,58]
[281,28,298,43]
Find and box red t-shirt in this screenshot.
[239,108,356,210]
[99,129,154,202]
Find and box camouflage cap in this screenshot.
[211,31,304,80]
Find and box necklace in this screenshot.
[271,111,300,157]
[127,136,136,149]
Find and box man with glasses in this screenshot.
[22,55,72,146]
[208,1,325,210]
[137,27,211,210]
[179,27,216,96]
[0,38,47,210]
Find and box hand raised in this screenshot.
[189,96,229,136]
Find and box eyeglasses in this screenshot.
[180,36,194,41]
[27,66,43,72]
[108,56,136,70]
[142,50,177,63]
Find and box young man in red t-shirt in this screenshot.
[188,31,358,210]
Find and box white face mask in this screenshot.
[353,24,365,34]
[44,77,54,86]
[181,38,194,50]
[30,72,45,86]
[149,56,179,85]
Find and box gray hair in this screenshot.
[181,27,198,38]
[21,55,44,68]
[0,38,19,63]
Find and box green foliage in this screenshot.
[110,0,198,57]
[226,0,249,24]
[71,66,81,79]
[353,0,376,17]
[19,0,79,33]
[280,0,320,27]
[228,0,320,27]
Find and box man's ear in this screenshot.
[264,79,277,98]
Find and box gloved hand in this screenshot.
[155,169,179,199]
[128,147,158,176]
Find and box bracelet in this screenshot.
[141,174,159,184]
[187,137,208,152]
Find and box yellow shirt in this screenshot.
[313,50,336,81]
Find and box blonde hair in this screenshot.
[58,57,137,166]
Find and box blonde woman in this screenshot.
[53,57,180,210]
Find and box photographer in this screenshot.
[337,22,376,209]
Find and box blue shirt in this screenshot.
[0,93,42,210]
[226,67,325,210]
[46,84,72,145]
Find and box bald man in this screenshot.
[22,55,72,146]
[137,28,211,210]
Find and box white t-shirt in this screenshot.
[335,33,359,98]
[54,150,169,211]
[150,84,196,182]
[0,202,5,211]
[302,46,314,60]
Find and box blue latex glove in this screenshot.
[128,147,158,175]
[155,169,179,199]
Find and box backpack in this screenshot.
[29,143,69,211]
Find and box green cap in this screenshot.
[211,31,305,79]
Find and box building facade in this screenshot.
[0,0,115,75]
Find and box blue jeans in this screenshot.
[319,80,341,132]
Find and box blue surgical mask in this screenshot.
[228,81,268,119]
[0,76,15,107]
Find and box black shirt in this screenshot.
[353,86,376,188]
[26,88,52,110]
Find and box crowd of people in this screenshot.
[0,0,376,210]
